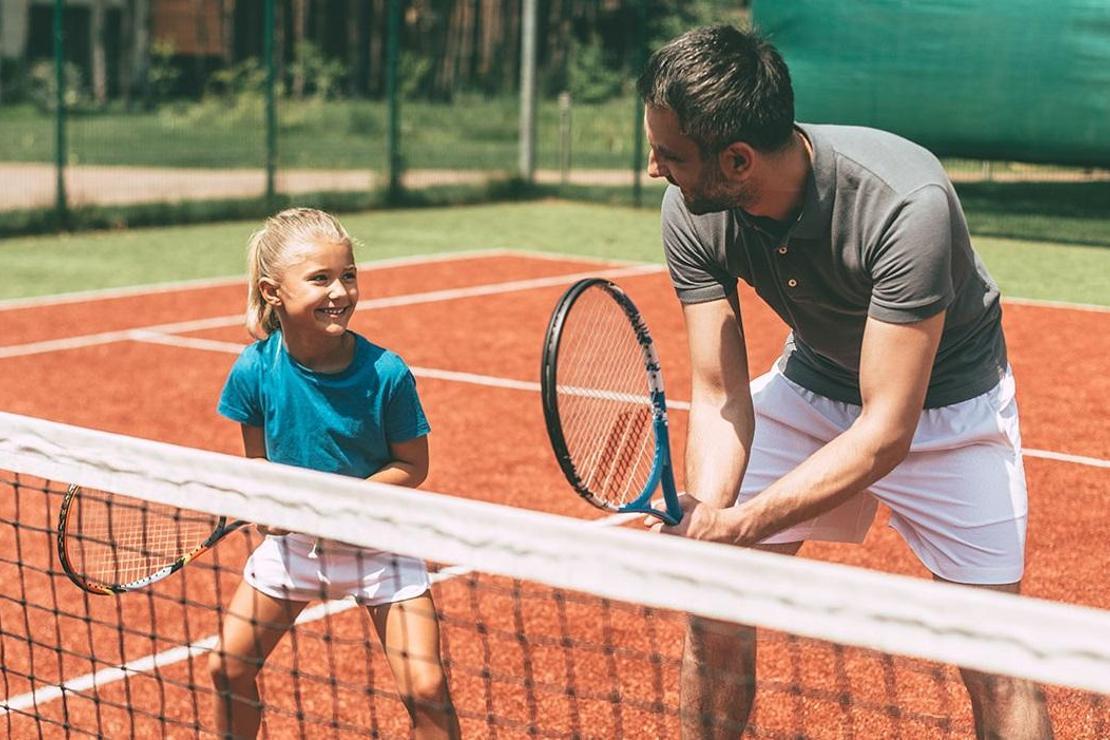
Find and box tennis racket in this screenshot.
[57,484,247,594]
[541,278,683,525]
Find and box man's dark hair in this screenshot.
[637,25,795,154]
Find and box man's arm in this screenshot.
[679,292,755,509]
[676,310,945,544]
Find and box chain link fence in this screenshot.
[0,0,1106,243]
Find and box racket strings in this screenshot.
[556,288,657,507]
[65,489,220,584]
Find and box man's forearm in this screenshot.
[716,414,909,545]
[684,394,754,509]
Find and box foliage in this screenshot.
[28,61,87,112]
[147,40,183,106]
[398,52,434,101]
[566,35,627,104]
[289,42,348,99]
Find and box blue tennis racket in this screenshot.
[541,278,682,525]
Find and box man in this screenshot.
[640,25,1052,739]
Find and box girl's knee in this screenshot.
[208,647,260,687]
[401,665,450,708]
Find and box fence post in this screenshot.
[519,0,538,183]
[558,91,572,186]
[53,0,68,227]
[264,0,277,210]
[385,0,402,202]
[631,0,646,208]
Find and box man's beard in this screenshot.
[682,166,755,216]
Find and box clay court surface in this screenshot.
[1,251,1107,737]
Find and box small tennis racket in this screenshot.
[541,278,683,525]
[57,484,247,594]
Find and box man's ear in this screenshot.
[719,141,755,179]
[259,278,282,307]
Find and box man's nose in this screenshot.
[647,149,664,179]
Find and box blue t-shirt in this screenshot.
[217,332,430,479]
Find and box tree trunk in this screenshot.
[369,0,384,96]
[220,0,237,64]
[291,0,307,98]
[91,0,108,105]
[133,0,151,108]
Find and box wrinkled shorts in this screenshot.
[244,533,430,605]
[738,367,1027,585]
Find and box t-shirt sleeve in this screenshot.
[867,184,955,324]
[661,186,736,304]
[217,349,264,427]
[383,368,431,443]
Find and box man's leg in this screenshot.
[681,541,803,739]
[936,577,1053,740]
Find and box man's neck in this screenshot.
[744,129,812,222]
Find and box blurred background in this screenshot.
[0,0,1107,245]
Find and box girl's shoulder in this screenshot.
[233,332,283,371]
[352,334,411,378]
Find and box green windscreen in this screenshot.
[752,0,1110,166]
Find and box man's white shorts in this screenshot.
[244,534,430,605]
[738,367,1028,585]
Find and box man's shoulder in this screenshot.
[803,123,950,198]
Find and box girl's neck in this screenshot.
[283,330,355,374]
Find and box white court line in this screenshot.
[0,510,635,716]
[2,246,1108,314]
[0,249,523,311]
[105,331,1110,472]
[0,263,665,360]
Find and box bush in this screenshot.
[567,35,625,104]
[289,42,347,99]
[28,61,86,112]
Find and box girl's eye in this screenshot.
[343,271,357,281]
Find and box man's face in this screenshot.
[645,106,749,215]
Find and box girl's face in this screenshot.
[268,238,358,341]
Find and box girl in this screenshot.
[212,208,460,739]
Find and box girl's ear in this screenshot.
[259,278,282,307]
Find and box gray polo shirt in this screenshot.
[662,123,1007,408]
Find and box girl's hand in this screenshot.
[256,524,291,536]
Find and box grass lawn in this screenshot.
[0,97,641,171]
[1,201,1107,307]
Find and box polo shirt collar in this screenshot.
[788,123,834,240]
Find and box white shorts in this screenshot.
[244,534,430,605]
[739,367,1028,585]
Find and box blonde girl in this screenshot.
[213,208,459,739]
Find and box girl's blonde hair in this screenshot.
[245,208,354,339]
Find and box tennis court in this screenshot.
[1,249,1108,737]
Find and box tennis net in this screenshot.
[2,411,1109,738]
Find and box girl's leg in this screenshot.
[370,591,460,740]
[208,580,308,739]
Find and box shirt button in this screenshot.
[778,245,788,255]
[787,279,798,288]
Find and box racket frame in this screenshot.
[56,484,246,595]
[541,278,683,524]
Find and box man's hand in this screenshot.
[646,494,726,542]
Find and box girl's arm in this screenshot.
[240,424,290,536]
[369,436,430,488]
[241,424,267,459]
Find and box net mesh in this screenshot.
[2,412,1109,738]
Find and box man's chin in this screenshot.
[684,196,733,216]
